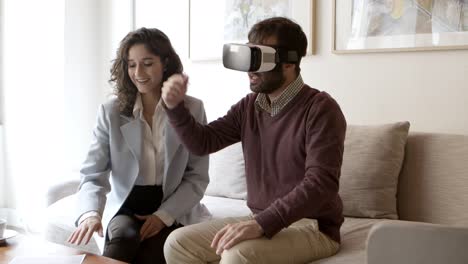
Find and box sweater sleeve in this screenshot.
[165,97,247,155]
[254,93,347,238]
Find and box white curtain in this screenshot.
[1,0,133,232]
[0,126,6,208]
[2,0,66,231]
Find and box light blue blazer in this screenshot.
[75,96,211,251]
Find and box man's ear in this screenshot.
[283,63,296,73]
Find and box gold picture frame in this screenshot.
[333,0,468,54]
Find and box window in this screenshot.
[134,0,189,60]
[2,0,64,230]
[134,0,251,121]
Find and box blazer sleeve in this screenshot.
[157,100,209,221]
[74,104,112,226]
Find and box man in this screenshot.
[161,17,347,264]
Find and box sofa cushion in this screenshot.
[201,195,251,219]
[205,142,247,200]
[45,194,252,255]
[398,132,468,225]
[339,122,410,219]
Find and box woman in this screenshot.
[68,27,211,263]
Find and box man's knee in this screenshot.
[221,243,259,264]
[164,226,188,254]
[164,225,213,263]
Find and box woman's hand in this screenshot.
[135,214,166,241]
[67,216,103,245]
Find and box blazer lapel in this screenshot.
[120,116,143,163]
[164,120,181,172]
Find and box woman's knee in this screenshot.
[107,214,140,242]
[103,223,140,262]
[109,227,140,243]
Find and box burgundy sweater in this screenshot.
[166,85,347,243]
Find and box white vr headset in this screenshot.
[222,43,299,72]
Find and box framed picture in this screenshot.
[189,0,316,61]
[333,0,468,53]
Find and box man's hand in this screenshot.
[67,216,103,245]
[211,219,264,255]
[135,214,166,241]
[162,74,188,109]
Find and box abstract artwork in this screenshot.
[334,0,468,53]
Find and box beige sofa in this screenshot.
[46,122,468,263]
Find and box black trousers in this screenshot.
[103,185,181,264]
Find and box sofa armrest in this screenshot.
[46,179,80,206]
[367,220,468,264]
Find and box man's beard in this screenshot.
[249,66,286,94]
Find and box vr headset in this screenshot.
[222,43,299,72]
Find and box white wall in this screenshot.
[182,1,468,135]
[0,0,3,125]
[65,0,104,176]
[0,126,4,207]
[64,0,133,174]
[304,1,468,135]
[0,0,134,228]
[0,1,5,207]
[3,0,65,217]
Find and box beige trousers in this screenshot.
[164,216,339,264]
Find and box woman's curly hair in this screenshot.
[110,27,183,116]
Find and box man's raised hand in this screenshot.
[162,73,188,109]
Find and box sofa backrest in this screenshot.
[398,132,468,226]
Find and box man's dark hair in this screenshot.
[248,17,307,74]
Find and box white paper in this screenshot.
[9,254,85,264]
